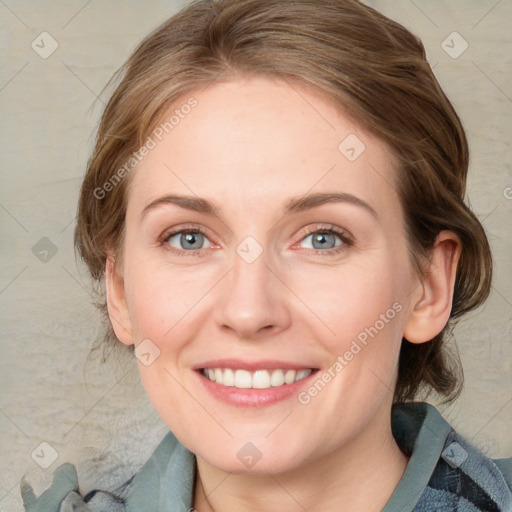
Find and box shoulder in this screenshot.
[417,416,512,511]
[123,430,196,510]
[492,457,512,492]
[20,460,132,512]
[19,431,193,512]
[390,402,512,511]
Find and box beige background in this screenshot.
[0,1,511,510]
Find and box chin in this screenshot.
[194,436,311,475]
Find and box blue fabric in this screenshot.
[20,402,512,511]
[20,464,78,512]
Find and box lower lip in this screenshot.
[195,370,318,407]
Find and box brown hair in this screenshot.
[74,0,492,403]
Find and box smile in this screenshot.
[201,368,313,389]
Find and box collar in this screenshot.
[382,402,453,511]
[125,402,452,511]
[21,402,511,511]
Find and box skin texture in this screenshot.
[106,76,461,511]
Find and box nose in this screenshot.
[214,245,291,340]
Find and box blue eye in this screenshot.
[160,225,352,257]
[301,231,341,250]
[297,226,353,255]
[163,229,213,252]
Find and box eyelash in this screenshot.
[159,224,353,257]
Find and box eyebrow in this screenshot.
[140,191,378,221]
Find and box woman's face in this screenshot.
[112,76,421,474]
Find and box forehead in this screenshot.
[127,77,400,221]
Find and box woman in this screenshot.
[21,0,512,510]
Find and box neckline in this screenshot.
[381,402,453,511]
[126,402,452,512]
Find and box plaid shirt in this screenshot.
[21,402,512,512]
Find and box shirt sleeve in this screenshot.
[20,462,127,512]
[20,463,79,512]
[493,457,512,492]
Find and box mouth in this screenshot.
[194,360,319,407]
[200,367,313,389]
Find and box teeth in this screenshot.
[223,368,234,386]
[270,369,285,387]
[284,369,296,384]
[201,368,313,389]
[234,369,252,388]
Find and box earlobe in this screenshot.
[403,231,461,344]
[105,253,134,346]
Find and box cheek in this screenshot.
[292,255,407,353]
[122,251,208,340]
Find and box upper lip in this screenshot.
[193,359,318,371]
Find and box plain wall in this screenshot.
[1,1,510,510]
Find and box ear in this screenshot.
[403,231,461,344]
[105,252,134,345]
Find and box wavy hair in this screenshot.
[74,0,492,403]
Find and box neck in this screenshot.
[193,407,409,512]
